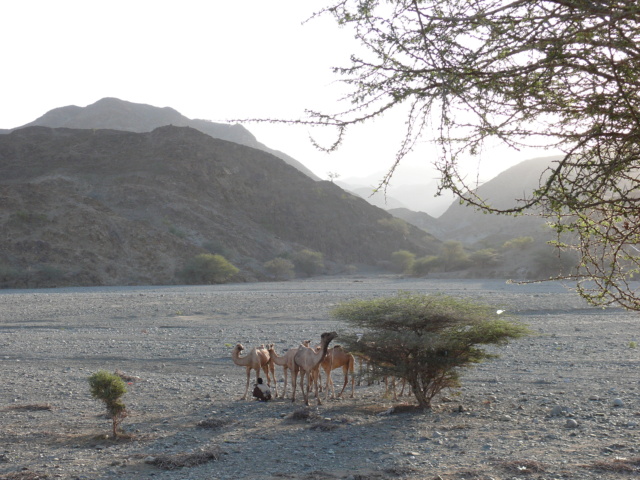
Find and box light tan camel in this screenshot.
[292,331,337,406]
[267,341,310,399]
[319,345,355,399]
[384,376,407,401]
[231,343,274,400]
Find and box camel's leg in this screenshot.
[241,368,251,400]
[271,363,278,397]
[392,377,398,401]
[281,367,288,399]
[349,360,355,398]
[264,364,277,398]
[291,367,298,403]
[300,371,309,406]
[323,366,332,401]
[312,368,322,406]
[337,365,349,398]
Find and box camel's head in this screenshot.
[321,331,338,345]
[302,339,311,347]
[234,343,244,353]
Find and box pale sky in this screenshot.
[2,1,545,184]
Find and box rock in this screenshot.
[566,419,579,429]
[613,398,624,407]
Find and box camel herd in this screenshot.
[230,331,356,406]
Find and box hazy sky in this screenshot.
[2,1,545,184]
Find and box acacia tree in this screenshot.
[332,293,529,409]
[296,1,640,309]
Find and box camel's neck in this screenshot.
[270,350,287,366]
[231,349,251,366]
[316,340,331,363]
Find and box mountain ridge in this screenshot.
[0,125,439,287]
[9,97,320,181]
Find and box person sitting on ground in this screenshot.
[252,377,271,401]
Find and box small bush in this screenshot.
[377,217,410,237]
[438,241,471,271]
[264,257,295,280]
[292,249,324,277]
[181,254,239,284]
[390,250,416,273]
[469,249,500,268]
[88,370,127,438]
[411,255,440,276]
[502,236,534,251]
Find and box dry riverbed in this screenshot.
[1,276,640,480]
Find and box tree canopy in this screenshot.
[332,292,529,408]
[305,0,640,309]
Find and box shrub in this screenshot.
[332,293,530,409]
[390,250,416,273]
[88,370,127,438]
[502,236,534,251]
[264,257,295,280]
[181,254,239,284]
[378,217,410,237]
[411,255,440,276]
[292,249,324,277]
[438,241,471,271]
[469,249,500,268]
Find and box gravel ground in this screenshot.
[1,275,640,480]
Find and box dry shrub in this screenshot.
[114,369,141,382]
[589,457,640,472]
[196,418,233,429]
[500,459,547,474]
[288,408,320,421]
[0,471,49,480]
[148,447,221,470]
[6,404,52,411]
[309,422,340,431]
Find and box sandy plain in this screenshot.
[1,275,640,480]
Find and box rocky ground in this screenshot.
[1,275,640,480]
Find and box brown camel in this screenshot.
[292,331,338,406]
[231,343,275,400]
[320,345,356,399]
[267,341,309,399]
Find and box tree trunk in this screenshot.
[409,379,431,409]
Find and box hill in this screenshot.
[8,97,319,180]
[436,156,560,246]
[0,126,439,287]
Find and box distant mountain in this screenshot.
[401,156,562,248]
[0,126,439,288]
[9,97,320,180]
[387,208,445,238]
[338,166,455,217]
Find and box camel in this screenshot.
[231,343,275,400]
[292,331,337,406]
[384,376,407,401]
[319,345,356,399]
[267,341,310,399]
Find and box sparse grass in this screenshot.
[309,421,340,431]
[0,471,49,480]
[588,456,640,472]
[147,447,221,470]
[500,459,547,474]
